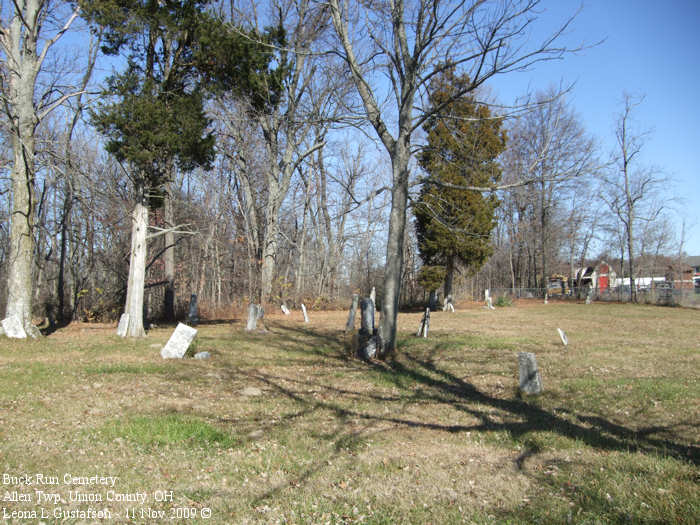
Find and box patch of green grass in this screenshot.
[85,363,171,375]
[100,414,237,449]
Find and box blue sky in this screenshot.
[486,0,700,255]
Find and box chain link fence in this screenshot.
[486,287,700,308]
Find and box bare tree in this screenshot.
[0,0,81,335]
[328,0,576,355]
[601,94,666,302]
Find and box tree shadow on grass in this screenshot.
[230,323,699,467]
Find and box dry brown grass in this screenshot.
[0,301,697,524]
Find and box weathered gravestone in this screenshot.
[544,292,549,305]
[345,294,359,332]
[194,351,210,360]
[443,295,454,312]
[416,307,430,338]
[160,323,198,359]
[1,315,26,339]
[447,302,455,312]
[557,328,568,347]
[246,304,264,331]
[518,352,542,395]
[486,296,495,310]
[187,294,199,325]
[281,304,291,315]
[357,298,379,360]
[116,313,129,337]
[369,286,376,306]
[301,303,309,323]
[585,287,594,304]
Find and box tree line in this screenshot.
[0,1,680,353]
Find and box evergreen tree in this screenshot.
[82,0,273,334]
[415,69,506,303]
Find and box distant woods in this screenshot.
[0,1,681,336]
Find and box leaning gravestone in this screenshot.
[518,352,542,395]
[281,304,291,315]
[1,315,26,339]
[301,303,309,323]
[557,328,568,347]
[345,294,359,332]
[187,294,199,325]
[416,307,430,338]
[160,323,198,359]
[116,313,129,337]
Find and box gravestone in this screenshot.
[301,303,309,323]
[194,351,210,360]
[246,304,264,331]
[369,286,376,306]
[281,304,290,315]
[557,328,568,347]
[345,294,359,332]
[357,298,378,360]
[544,292,548,305]
[187,294,199,325]
[116,313,129,337]
[443,295,454,312]
[416,307,430,338]
[1,315,26,339]
[518,352,542,395]
[487,296,495,310]
[447,302,455,312]
[585,288,593,304]
[160,323,198,359]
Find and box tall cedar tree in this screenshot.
[415,70,506,302]
[82,0,275,334]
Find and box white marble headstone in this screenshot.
[1,315,26,339]
[557,328,568,347]
[301,303,309,323]
[160,323,198,359]
[281,304,290,315]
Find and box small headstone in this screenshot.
[585,288,593,304]
[369,286,376,306]
[1,315,26,339]
[443,294,454,312]
[518,352,542,395]
[160,323,198,359]
[301,303,309,323]
[116,313,129,337]
[557,328,568,347]
[487,296,495,310]
[416,307,430,338]
[281,304,290,315]
[187,294,199,325]
[194,351,210,360]
[345,294,359,332]
[447,302,455,312]
[544,292,549,305]
[241,386,262,396]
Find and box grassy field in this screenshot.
[0,301,698,524]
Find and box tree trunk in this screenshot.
[260,206,279,303]
[443,255,455,309]
[124,185,148,337]
[379,140,410,357]
[4,6,41,337]
[163,180,176,321]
